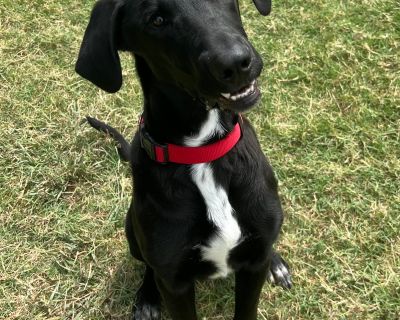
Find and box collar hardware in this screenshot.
[140,124,169,164]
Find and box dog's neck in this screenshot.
[134,55,237,145]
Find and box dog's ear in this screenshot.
[75,0,124,93]
[252,0,271,16]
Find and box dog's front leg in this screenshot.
[155,277,197,320]
[134,266,161,320]
[233,265,268,320]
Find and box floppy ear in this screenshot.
[252,0,271,16]
[75,0,124,93]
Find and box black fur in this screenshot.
[86,116,131,161]
[77,0,291,319]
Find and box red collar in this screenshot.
[140,116,242,164]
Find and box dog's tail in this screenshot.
[86,116,131,162]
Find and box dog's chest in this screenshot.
[191,163,241,278]
[185,110,241,279]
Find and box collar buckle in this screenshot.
[140,124,169,163]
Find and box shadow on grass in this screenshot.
[100,254,144,320]
[101,253,236,320]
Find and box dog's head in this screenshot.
[76,0,271,112]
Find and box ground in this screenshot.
[0,0,399,319]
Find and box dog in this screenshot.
[75,0,292,319]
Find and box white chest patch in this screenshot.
[185,110,242,278]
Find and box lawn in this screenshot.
[0,0,399,319]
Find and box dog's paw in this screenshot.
[133,302,161,320]
[267,252,292,289]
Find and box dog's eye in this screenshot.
[152,16,165,27]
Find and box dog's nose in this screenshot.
[208,44,253,84]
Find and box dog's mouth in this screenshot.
[217,80,261,111]
[220,80,257,101]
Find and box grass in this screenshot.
[0,0,399,319]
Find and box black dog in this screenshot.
[76,0,291,319]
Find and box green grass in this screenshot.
[1,0,399,319]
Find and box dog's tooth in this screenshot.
[221,93,231,99]
[223,81,257,101]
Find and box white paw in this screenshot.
[133,303,161,320]
[268,254,292,289]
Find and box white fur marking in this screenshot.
[186,110,241,278]
[184,109,225,146]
